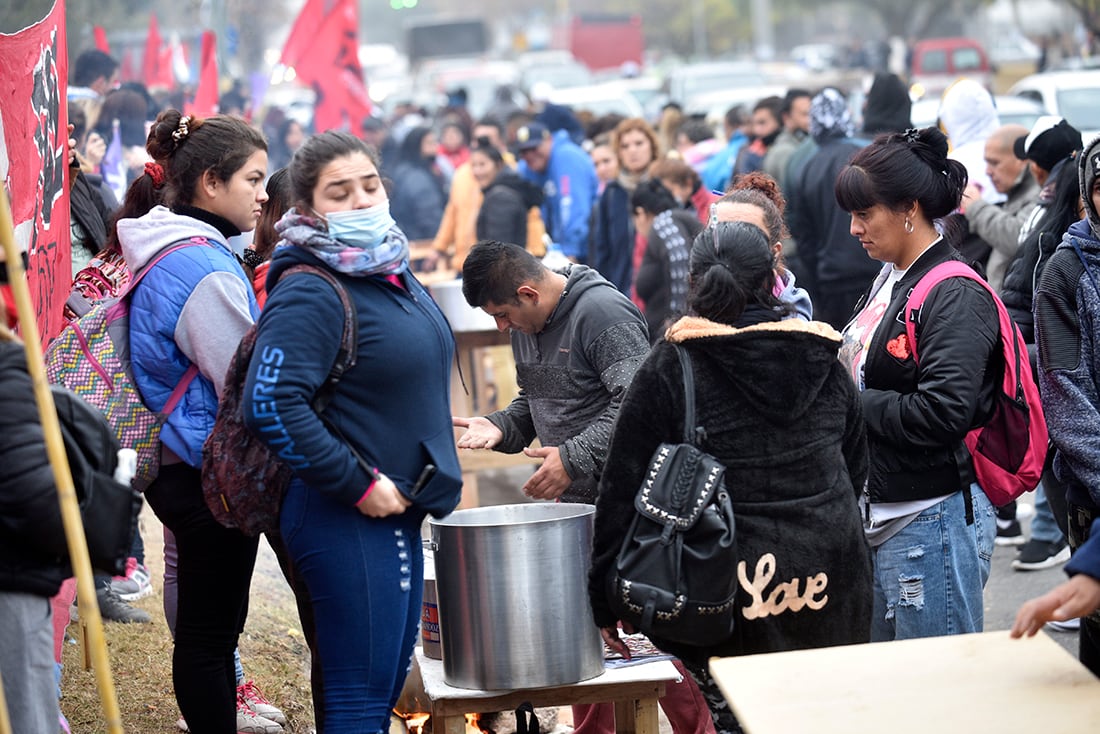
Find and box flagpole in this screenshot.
[0,184,125,733]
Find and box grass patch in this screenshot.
[61,505,315,732]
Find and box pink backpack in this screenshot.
[904,260,1047,507]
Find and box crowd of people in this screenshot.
[2,42,1100,734]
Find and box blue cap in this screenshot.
[515,122,550,151]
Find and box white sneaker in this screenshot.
[1046,617,1081,632]
[236,707,284,734]
[238,680,288,725]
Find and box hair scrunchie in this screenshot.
[144,161,166,188]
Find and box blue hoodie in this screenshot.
[241,245,460,508]
[519,130,598,261]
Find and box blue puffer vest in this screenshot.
[129,239,258,467]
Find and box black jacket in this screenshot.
[476,168,543,247]
[852,240,1001,504]
[788,137,881,297]
[634,209,702,341]
[70,170,114,263]
[590,315,871,666]
[0,341,71,597]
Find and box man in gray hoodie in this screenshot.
[454,239,650,504]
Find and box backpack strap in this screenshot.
[122,238,210,297]
[904,259,1025,403]
[673,344,702,446]
[278,263,358,411]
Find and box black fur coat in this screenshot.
[589,316,872,665]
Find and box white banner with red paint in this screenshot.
[0,0,71,347]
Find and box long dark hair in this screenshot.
[287,130,379,213]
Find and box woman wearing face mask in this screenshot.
[593,117,660,295]
[242,131,461,733]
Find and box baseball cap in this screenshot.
[515,122,550,151]
[1014,116,1083,172]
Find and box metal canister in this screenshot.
[429,503,605,690]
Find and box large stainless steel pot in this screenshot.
[429,503,605,690]
[428,279,498,333]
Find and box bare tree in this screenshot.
[1065,0,1100,38]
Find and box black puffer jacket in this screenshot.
[0,341,70,597]
[476,168,543,247]
[852,240,1001,503]
[590,314,871,667]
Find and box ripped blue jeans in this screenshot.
[281,477,426,734]
[871,486,995,641]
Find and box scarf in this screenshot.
[810,88,853,143]
[274,208,409,276]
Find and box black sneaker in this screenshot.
[995,518,1026,547]
[97,585,152,623]
[1012,538,1071,571]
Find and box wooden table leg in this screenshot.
[437,713,467,734]
[614,696,659,734]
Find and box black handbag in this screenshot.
[608,344,737,647]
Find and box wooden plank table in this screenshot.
[414,649,680,734]
[709,630,1100,733]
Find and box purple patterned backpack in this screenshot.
[45,240,205,490]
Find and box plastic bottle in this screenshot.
[114,448,137,486]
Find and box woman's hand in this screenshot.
[600,625,631,659]
[355,472,411,518]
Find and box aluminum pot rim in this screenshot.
[428,502,594,528]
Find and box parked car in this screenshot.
[683,85,787,125]
[546,82,645,119]
[666,61,766,108]
[909,37,993,100]
[910,94,1048,132]
[1009,69,1100,140]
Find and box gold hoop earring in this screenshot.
[904,217,914,234]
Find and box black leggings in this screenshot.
[145,463,259,734]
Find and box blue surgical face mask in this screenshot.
[323,202,394,249]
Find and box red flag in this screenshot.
[142,13,173,90]
[280,0,327,69]
[93,25,110,53]
[0,0,72,346]
[119,47,136,82]
[285,0,370,132]
[187,30,219,117]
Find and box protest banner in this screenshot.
[0,0,71,347]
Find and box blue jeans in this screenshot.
[281,478,425,734]
[1029,484,1065,544]
[871,487,995,641]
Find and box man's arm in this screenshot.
[965,198,1036,256]
[557,320,650,482]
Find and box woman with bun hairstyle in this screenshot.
[115,109,269,732]
[591,221,871,734]
[712,172,813,321]
[835,127,999,641]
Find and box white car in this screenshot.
[547,82,645,119]
[1008,70,1100,140]
[910,95,1048,132]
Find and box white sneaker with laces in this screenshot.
[238,680,288,725]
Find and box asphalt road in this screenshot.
[477,468,1081,659]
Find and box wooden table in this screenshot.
[708,630,1100,733]
[413,649,680,734]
